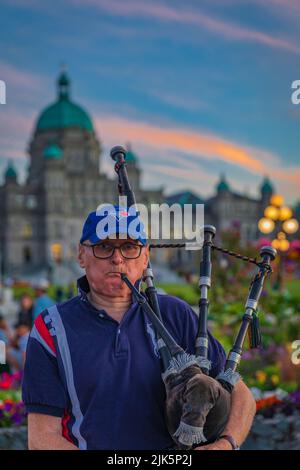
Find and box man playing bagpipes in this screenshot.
[22,202,257,450]
[23,146,273,451]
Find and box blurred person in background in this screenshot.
[6,321,30,372]
[17,294,34,328]
[32,280,54,321]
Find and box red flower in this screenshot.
[256,396,282,411]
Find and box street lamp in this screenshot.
[51,243,62,262]
[258,194,299,290]
[282,218,299,234]
[258,217,275,234]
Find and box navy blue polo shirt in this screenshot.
[22,275,226,450]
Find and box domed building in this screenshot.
[206,174,274,242]
[0,72,163,277]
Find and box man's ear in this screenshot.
[78,243,86,268]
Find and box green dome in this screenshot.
[36,72,93,132]
[260,177,273,194]
[5,162,17,179]
[126,150,138,163]
[125,144,138,164]
[166,191,204,207]
[44,143,62,159]
[216,174,229,192]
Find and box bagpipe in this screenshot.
[110,145,277,449]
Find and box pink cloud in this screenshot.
[94,113,300,201]
[95,115,266,173]
[70,0,300,55]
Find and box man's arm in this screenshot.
[195,381,256,450]
[23,313,75,450]
[28,413,79,450]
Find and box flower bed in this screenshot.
[0,373,27,429]
[0,398,27,428]
[0,372,23,391]
[0,373,27,449]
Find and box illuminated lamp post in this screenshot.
[258,194,299,290]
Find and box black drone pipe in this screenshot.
[217,245,277,392]
[225,246,276,373]
[195,225,216,374]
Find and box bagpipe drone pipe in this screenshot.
[110,145,277,449]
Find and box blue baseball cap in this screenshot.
[80,205,147,245]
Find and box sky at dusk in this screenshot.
[0,0,300,204]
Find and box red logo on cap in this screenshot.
[120,211,129,217]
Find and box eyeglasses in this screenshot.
[81,241,144,259]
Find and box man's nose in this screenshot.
[110,247,124,264]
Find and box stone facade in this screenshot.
[205,175,273,244]
[167,175,274,245]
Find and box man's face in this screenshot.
[78,237,149,298]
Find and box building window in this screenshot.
[26,195,37,209]
[23,246,32,264]
[15,195,24,206]
[22,224,33,239]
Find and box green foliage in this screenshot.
[0,389,22,402]
[12,286,35,300]
[285,279,300,299]
[157,283,199,305]
[12,283,76,302]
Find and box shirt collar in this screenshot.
[77,275,90,300]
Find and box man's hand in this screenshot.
[194,438,232,451]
